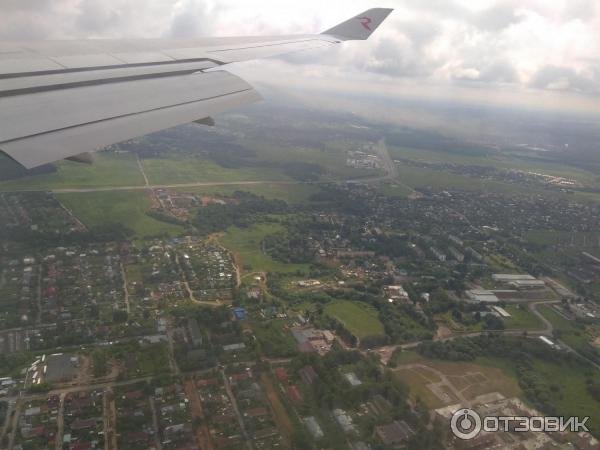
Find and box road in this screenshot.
[0,143,400,196]
[183,376,214,450]
[120,262,131,314]
[374,300,562,365]
[137,154,150,188]
[221,369,253,450]
[55,393,65,450]
[148,397,163,450]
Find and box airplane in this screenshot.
[0,8,392,170]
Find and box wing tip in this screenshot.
[322,7,393,41]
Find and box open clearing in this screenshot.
[389,145,600,188]
[247,139,381,181]
[173,183,321,204]
[531,359,600,435]
[57,191,183,237]
[392,352,522,409]
[140,157,291,185]
[537,304,592,350]
[503,304,544,330]
[219,223,309,274]
[0,152,145,191]
[324,300,385,340]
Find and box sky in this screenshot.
[1,0,599,116]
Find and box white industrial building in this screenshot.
[467,290,500,304]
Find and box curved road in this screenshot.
[374,301,567,364]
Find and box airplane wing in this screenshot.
[0,8,393,169]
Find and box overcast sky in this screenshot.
[2,0,599,115]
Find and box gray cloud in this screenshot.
[75,0,127,33]
[2,0,54,11]
[472,2,524,31]
[168,0,214,38]
[530,65,598,93]
[479,60,519,83]
[0,0,597,99]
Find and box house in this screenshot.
[274,367,288,382]
[124,391,144,401]
[245,407,269,418]
[187,318,203,347]
[344,372,362,387]
[287,385,304,405]
[246,287,261,299]
[333,409,356,434]
[374,420,415,448]
[298,365,319,385]
[298,341,316,353]
[196,378,218,388]
[233,307,246,321]
[303,417,324,439]
[125,431,149,443]
[70,418,98,430]
[223,342,245,352]
[384,285,409,301]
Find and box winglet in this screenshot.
[322,8,393,41]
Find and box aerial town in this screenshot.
[1,157,600,450]
[1,88,600,450]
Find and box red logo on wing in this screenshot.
[359,17,372,31]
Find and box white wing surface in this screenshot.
[0,8,392,168]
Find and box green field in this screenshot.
[377,182,414,198]
[57,191,183,237]
[531,359,600,434]
[0,152,144,191]
[503,304,544,330]
[246,139,382,181]
[219,223,309,274]
[389,145,600,187]
[324,300,385,340]
[395,164,535,195]
[526,230,600,248]
[538,305,591,350]
[251,319,298,358]
[140,157,291,185]
[174,183,322,204]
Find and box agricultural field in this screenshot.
[394,164,525,194]
[56,191,183,237]
[525,230,600,249]
[393,162,600,205]
[376,181,415,198]
[0,152,145,191]
[324,300,385,340]
[389,145,600,188]
[140,156,291,185]
[174,182,322,204]
[219,223,310,274]
[246,139,383,181]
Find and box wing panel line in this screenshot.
[0,87,254,145]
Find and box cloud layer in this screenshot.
[1,0,598,109]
